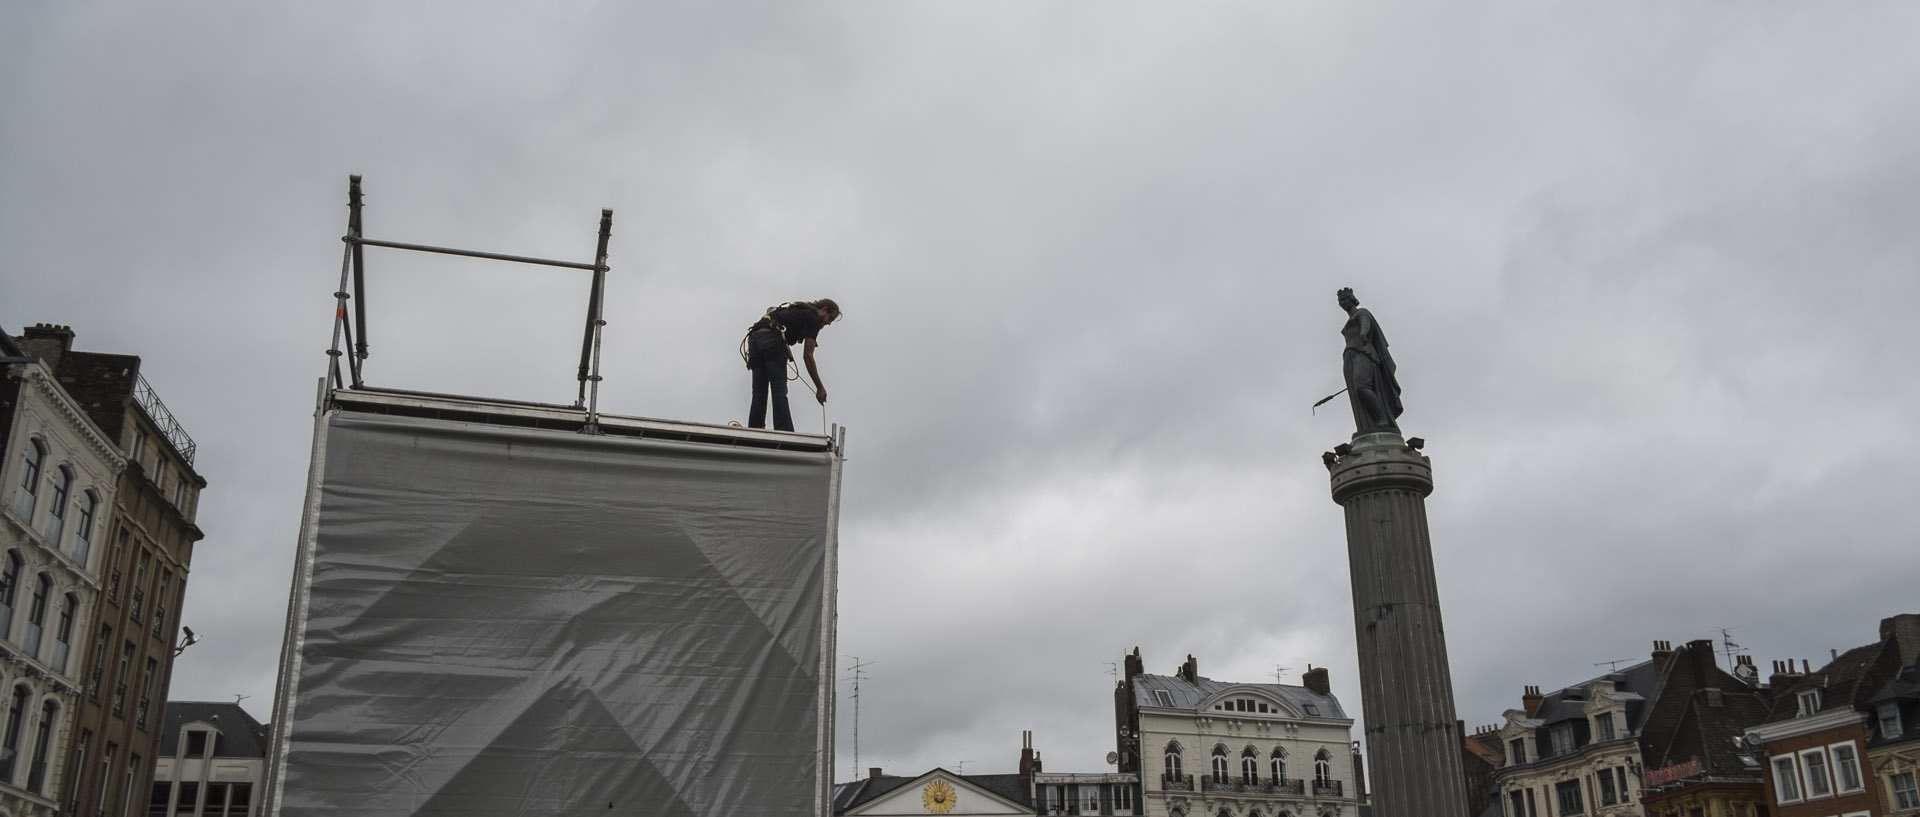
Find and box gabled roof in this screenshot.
[157,701,270,759]
[1131,673,1347,720]
[835,769,1031,814]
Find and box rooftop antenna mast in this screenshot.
[1715,627,1746,667]
[1593,658,1632,672]
[1272,665,1292,683]
[845,656,873,774]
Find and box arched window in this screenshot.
[1271,747,1287,782]
[22,574,50,656]
[1217,809,1233,817]
[1313,749,1332,785]
[52,594,76,674]
[0,685,26,782]
[1163,741,1183,781]
[1169,810,1186,817]
[41,467,70,542]
[0,551,20,639]
[1242,746,1259,783]
[72,492,98,565]
[1211,745,1229,784]
[26,699,55,793]
[13,441,46,519]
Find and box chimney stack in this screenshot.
[1179,655,1198,684]
[1769,659,1805,692]
[1303,665,1331,696]
[16,323,76,369]
[1883,614,1920,668]
[869,767,883,779]
[1651,640,1674,680]
[1020,730,1034,777]
[1521,685,1543,717]
[1125,647,1144,680]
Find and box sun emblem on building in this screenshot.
[922,779,957,814]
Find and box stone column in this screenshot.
[1327,431,1469,817]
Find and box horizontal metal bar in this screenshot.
[346,236,603,271]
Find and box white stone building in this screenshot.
[0,336,122,817]
[150,702,267,817]
[1115,650,1361,817]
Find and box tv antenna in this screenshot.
[233,693,250,705]
[955,760,972,774]
[1715,627,1747,666]
[1593,658,1633,672]
[1105,662,1118,682]
[845,656,873,774]
[1272,665,1292,683]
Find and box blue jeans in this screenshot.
[747,332,793,431]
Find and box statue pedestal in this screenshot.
[1328,432,1469,817]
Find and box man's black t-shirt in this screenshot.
[759,304,823,346]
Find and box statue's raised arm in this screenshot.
[1338,287,1403,437]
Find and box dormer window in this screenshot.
[1154,689,1174,707]
[1593,711,1616,741]
[1548,723,1574,756]
[1796,689,1822,717]
[1508,738,1527,765]
[185,730,210,757]
[1880,703,1904,739]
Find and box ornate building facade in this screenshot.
[9,324,206,817]
[1114,650,1361,817]
[1,328,126,817]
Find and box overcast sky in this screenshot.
[6,1,1919,784]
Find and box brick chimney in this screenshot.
[1125,647,1144,680]
[1769,659,1805,692]
[1179,655,1198,684]
[869,767,883,779]
[1883,614,1920,668]
[1303,665,1331,696]
[1651,640,1674,680]
[1521,685,1543,717]
[16,323,75,370]
[1019,730,1034,777]
[1683,639,1717,684]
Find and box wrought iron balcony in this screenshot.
[1160,774,1193,791]
[1312,780,1343,797]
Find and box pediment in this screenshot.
[847,770,1030,816]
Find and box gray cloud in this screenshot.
[5,0,1919,785]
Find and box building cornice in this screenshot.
[12,363,128,470]
[1745,708,1866,744]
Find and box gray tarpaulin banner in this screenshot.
[269,411,837,817]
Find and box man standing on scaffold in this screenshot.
[743,298,841,431]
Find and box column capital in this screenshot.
[1327,432,1432,505]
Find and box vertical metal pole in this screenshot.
[347,176,369,387]
[579,209,613,430]
[326,242,353,390]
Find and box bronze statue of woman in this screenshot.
[1338,287,1403,436]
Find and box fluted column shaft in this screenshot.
[1328,432,1469,817]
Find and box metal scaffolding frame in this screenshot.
[325,175,616,430]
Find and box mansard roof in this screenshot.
[1524,659,1659,733]
[1764,641,1891,722]
[157,701,270,759]
[1130,672,1347,720]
